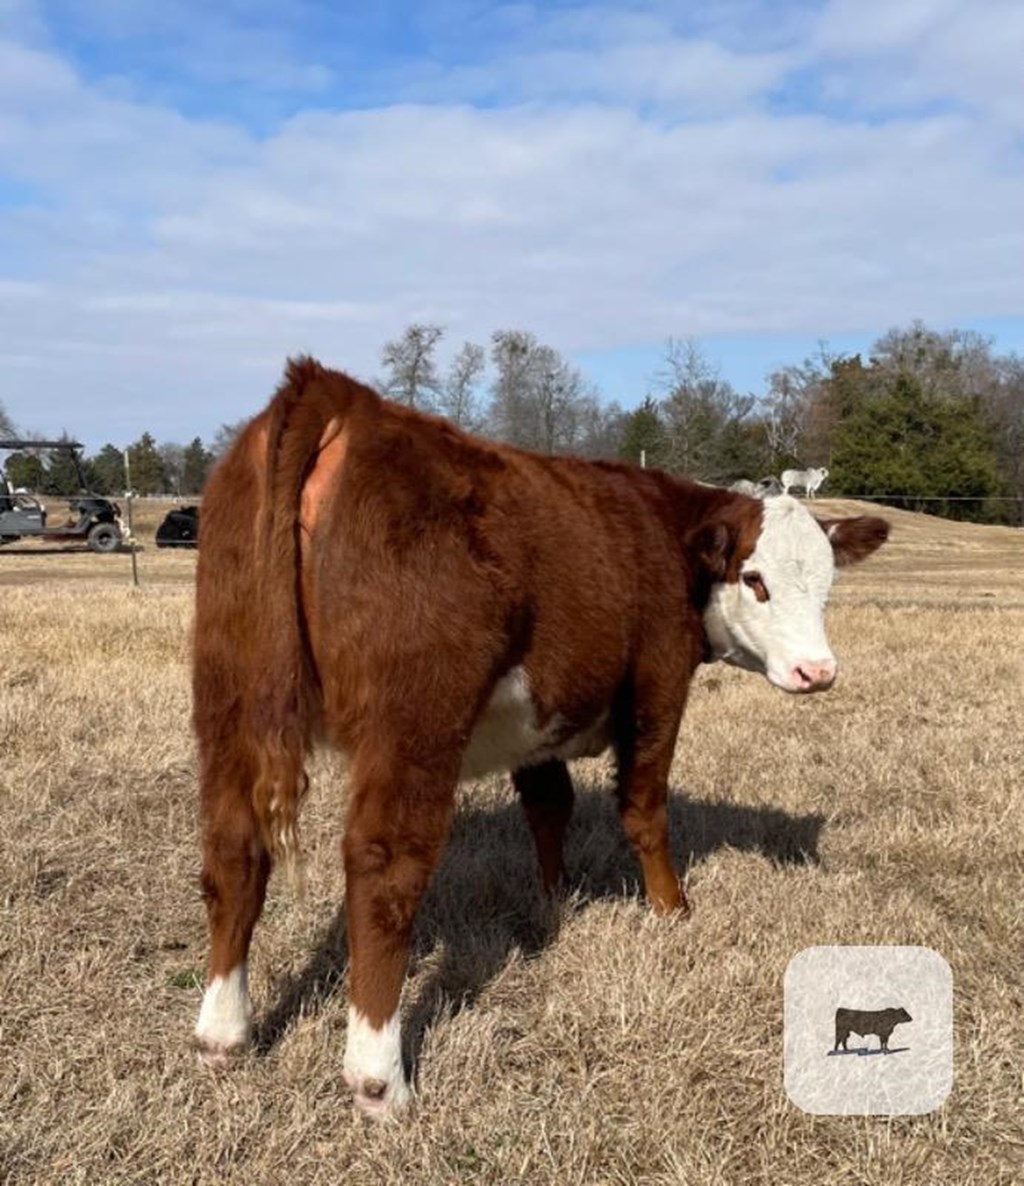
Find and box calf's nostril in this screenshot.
[793,661,838,690]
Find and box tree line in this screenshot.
[3,319,1022,523]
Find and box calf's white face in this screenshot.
[703,497,887,694]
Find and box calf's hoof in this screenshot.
[194,968,252,1069]
[194,1036,247,1070]
[344,1068,412,1121]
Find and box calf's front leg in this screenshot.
[615,673,691,915]
[617,748,687,914]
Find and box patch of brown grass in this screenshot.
[1,503,1021,1184]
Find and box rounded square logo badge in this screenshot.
[784,946,952,1115]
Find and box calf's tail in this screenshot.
[193,357,344,889]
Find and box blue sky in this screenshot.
[1,0,1023,450]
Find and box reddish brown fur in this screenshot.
[815,516,891,565]
[193,358,767,1042]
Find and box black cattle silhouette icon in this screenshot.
[833,1006,912,1053]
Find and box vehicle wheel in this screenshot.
[88,522,122,553]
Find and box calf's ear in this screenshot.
[816,515,890,566]
[692,526,730,581]
[686,502,763,584]
[688,520,734,582]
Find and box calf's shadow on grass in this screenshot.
[254,785,823,1072]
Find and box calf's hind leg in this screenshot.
[513,760,575,895]
[342,746,459,1119]
[194,766,271,1066]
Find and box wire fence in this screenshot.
[828,494,1022,502]
[803,492,1024,527]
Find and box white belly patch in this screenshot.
[460,666,609,780]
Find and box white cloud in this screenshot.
[0,38,76,97]
[0,4,1022,448]
[813,0,960,55]
[12,0,336,97]
[812,0,1024,130]
[0,0,46,39]
[402,36,792,113]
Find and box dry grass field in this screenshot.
[1,499,1021,1185]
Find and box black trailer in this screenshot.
[155,505,199,548]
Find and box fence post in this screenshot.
[124,449,139,588]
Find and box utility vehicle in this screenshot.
[0,440,128,553]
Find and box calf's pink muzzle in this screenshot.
[790,659,838,693]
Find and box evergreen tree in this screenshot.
[4,452,45,491]
[182,437,213,494]
[41,439,83,495]
[79,457,105,493]
[830,371,1001,520]
[716,416,772,483]
[619,397,669,467]
[90,444,126,496]
[126,432,168,495]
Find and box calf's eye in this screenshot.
[742,571,771,603]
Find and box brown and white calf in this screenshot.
[192,359,888,1117]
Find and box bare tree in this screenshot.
[487,329,538,446]
[437,341,486,431]
[656,339,758,481]
[871,322,999,401]
[761,344,835,470]
[211,420,249,458]
[762,369,805,467]
[0,401,17,439]
[487,331,594,453]
[985,354,1024,523]
[576,399,627,460]
[533,345,591,453]
[378,323,444,411]
[158,442,185,496]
